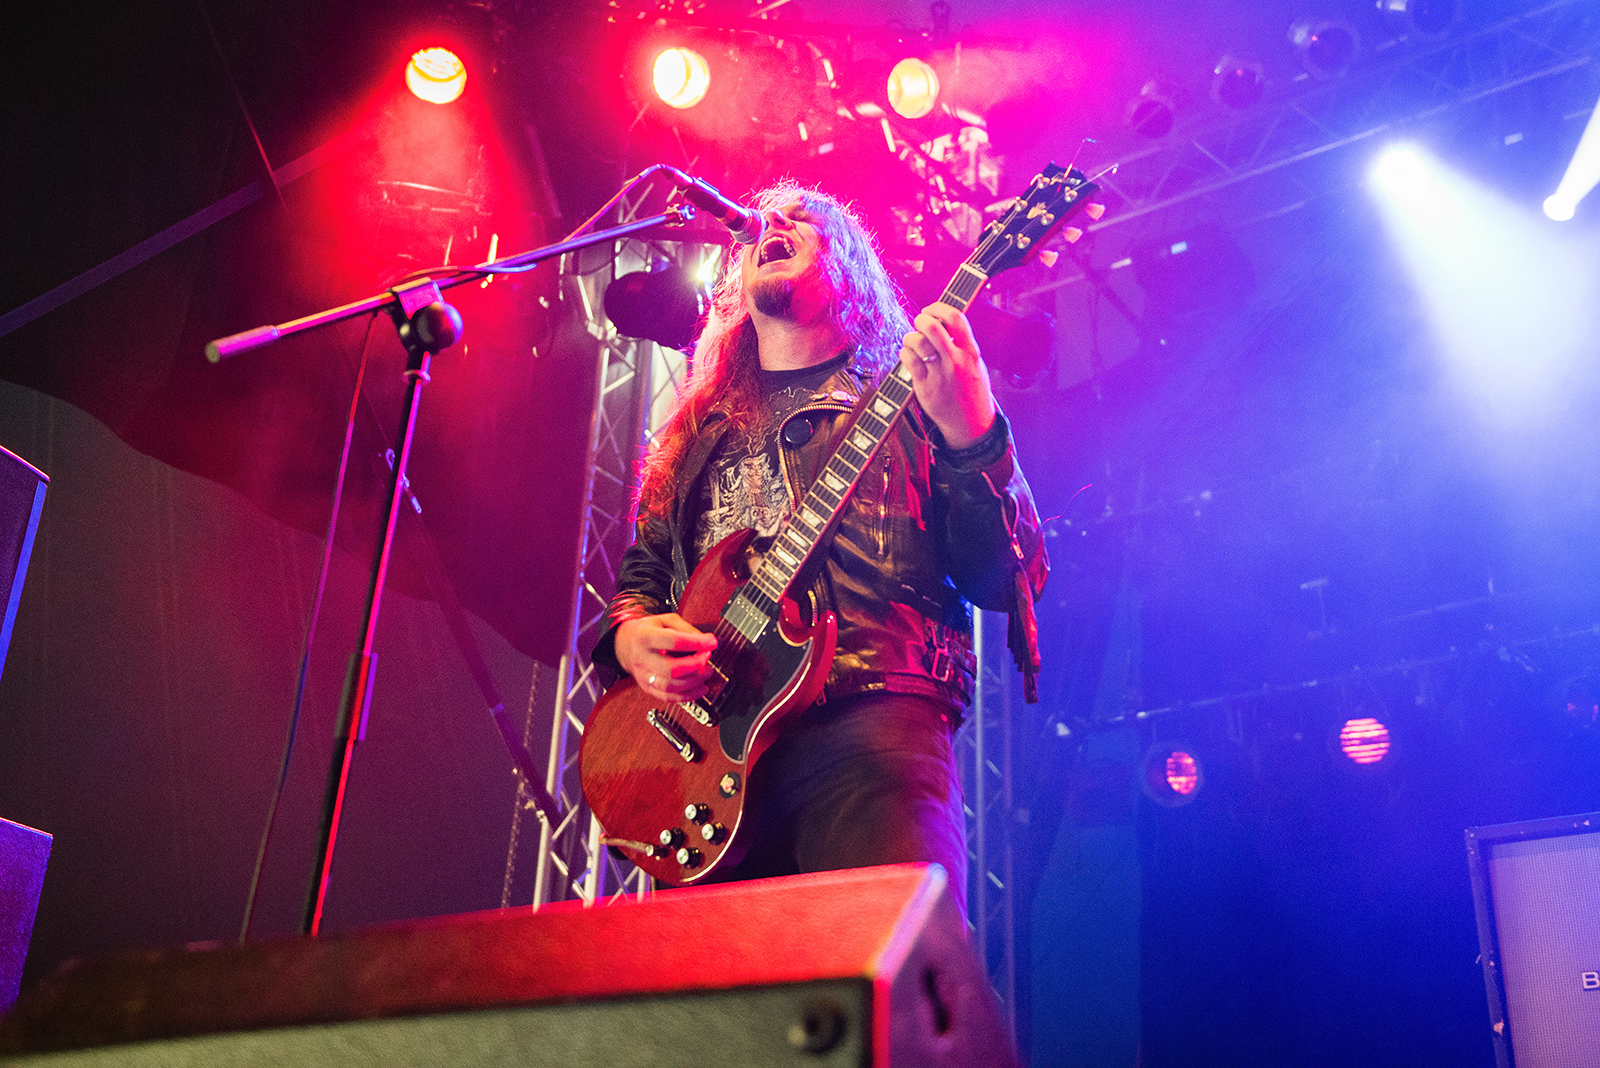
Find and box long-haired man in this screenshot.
[593,180,1047,915]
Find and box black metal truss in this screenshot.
[1089,0,1600,234]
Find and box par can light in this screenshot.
[406,47,466,105]
[887,58,940,120]
[654,47,711,109]
[1142,742,1204,807]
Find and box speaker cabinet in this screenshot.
[0,819,50,1013]
[0,863,1014,1067]
[1466,812,1600,1068]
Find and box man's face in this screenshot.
[742,199,832,324]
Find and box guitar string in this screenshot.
[678,172,1081,723]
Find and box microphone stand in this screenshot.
[207,205,697,937]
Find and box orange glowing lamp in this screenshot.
[887,58,940,119]
[653,48,710,109]
[407,47,467,105]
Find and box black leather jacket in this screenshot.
[591,360,1048,712]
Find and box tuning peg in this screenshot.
[1036,249,1060,268]
[1061,227,1084,244]
[1084,202,1107,221]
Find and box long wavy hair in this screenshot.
[635,180,911,523]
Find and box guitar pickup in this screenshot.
[646,708,701,763]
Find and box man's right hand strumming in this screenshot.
[614,613,718,703]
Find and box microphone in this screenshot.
[669,171,763,245]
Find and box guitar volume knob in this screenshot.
[700,822,727,844]
[685,803,711,824]
[676,846,703,868]
[659,828,684,848]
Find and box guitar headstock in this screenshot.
[972,163,1102,279]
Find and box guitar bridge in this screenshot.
[646,708,701,763]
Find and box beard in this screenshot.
[749,275,795,318]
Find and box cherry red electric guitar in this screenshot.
[579,162,1103,885]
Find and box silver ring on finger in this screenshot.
[647,674,656,687]
[920,353,938,363]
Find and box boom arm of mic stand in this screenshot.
[204,206,696,362]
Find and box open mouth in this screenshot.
[757,235,796,266]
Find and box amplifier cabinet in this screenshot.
[1467,813,1600,1068]
[0,863,1014,1068]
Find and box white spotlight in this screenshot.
[1371,144,1427,192]
[1545,93,1600,223]
[1368,143,1597,424]
[1544,195,1577,223]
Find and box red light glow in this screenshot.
[1339,717,1392,764]
[1164,751,1199,795]
[407,48,467,105]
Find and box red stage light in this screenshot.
[886,58,939,119]
[653,47,710,109]
[1142,742,1204,807]
[1164,751,1200,795]
[1338,717,1391,765]
[407,47,466,104]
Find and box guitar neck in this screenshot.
[718,162,1096,641]
[725,277,993,639]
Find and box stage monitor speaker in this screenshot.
[0,819,51,1013]
[0,444,46,683]
[0,862,1014,1067]
[1466,812,1600,1068]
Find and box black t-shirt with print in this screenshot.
[689,352,850,570]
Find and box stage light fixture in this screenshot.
[1212,57,1266,110]
[653,47,711,109]
[406,47,467,105]
[1141,742,1204,807]
[1289,19,1359,79]
[1376,0,1457,36]
[603,264,707,352]
[887,57,940,120]
[1128,81,1177,139]
[1559,677,1600,729]
[1370,143,1428,195]
[1338,717,1391,765]
[1543,92,1600,222]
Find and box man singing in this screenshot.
[592,180,1046,916]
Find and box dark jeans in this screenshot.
[704,691,969,920]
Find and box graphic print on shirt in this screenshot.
[693,453,790,567]
[689,354,850,571]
